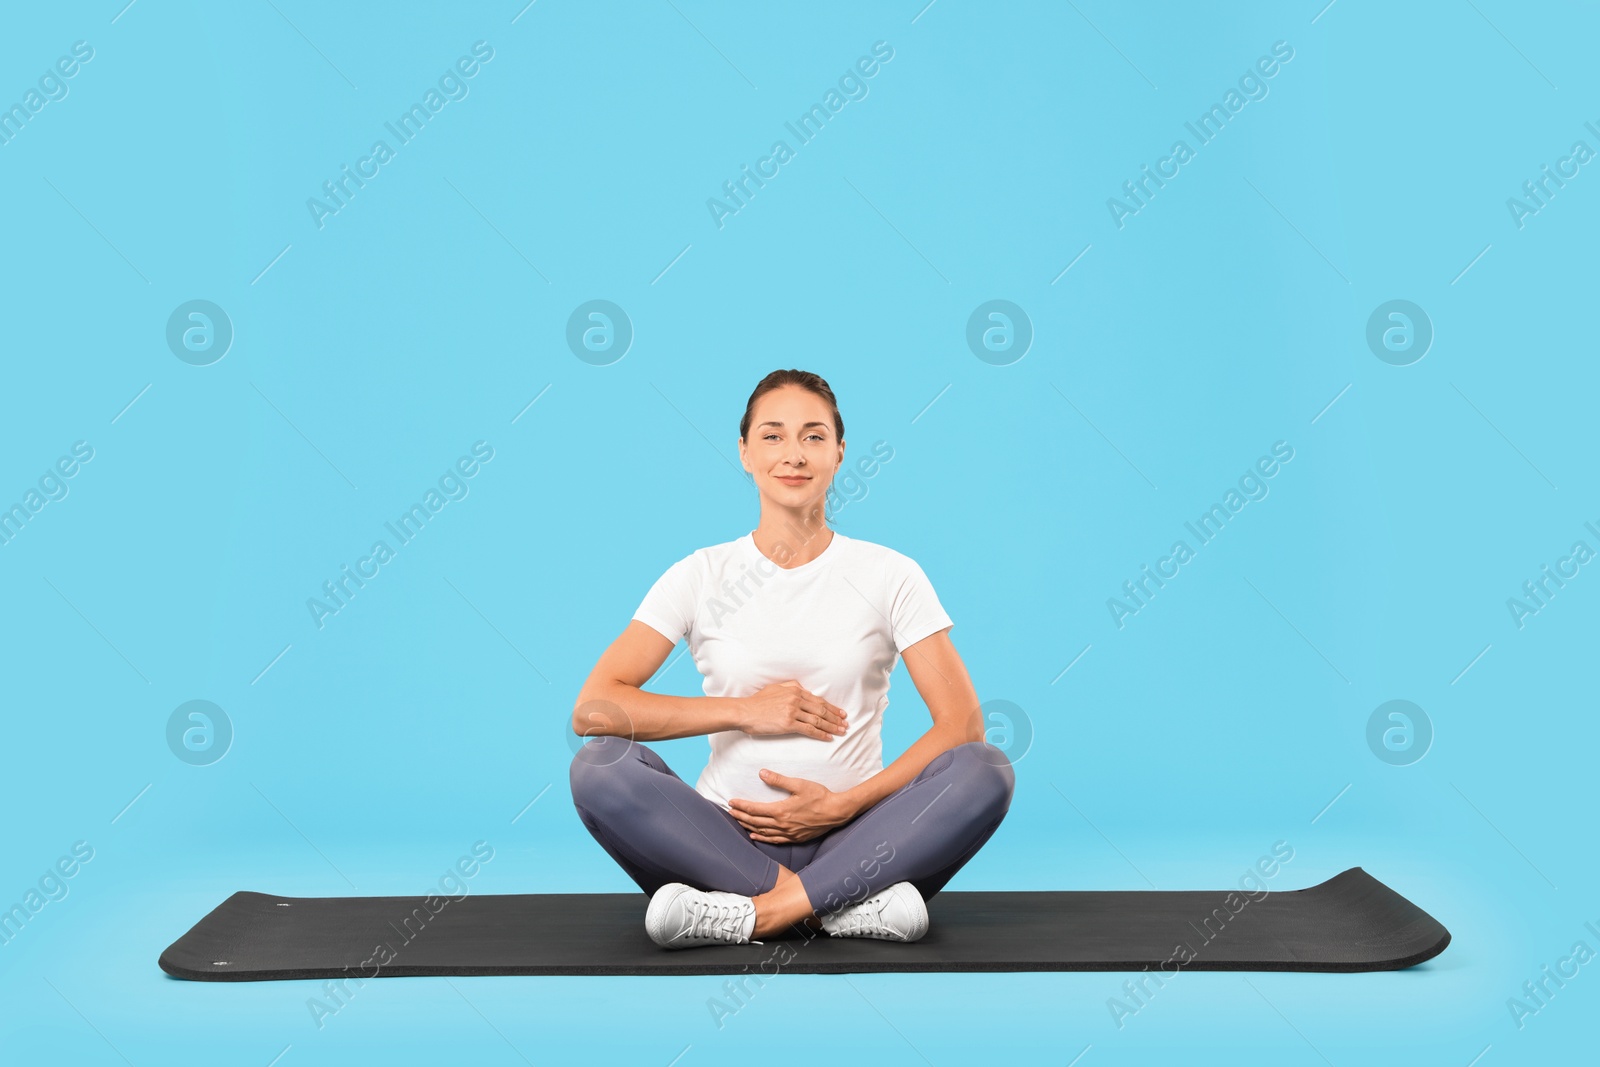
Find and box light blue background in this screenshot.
[2,1,1595,1064]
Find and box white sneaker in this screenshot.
[645,883,758,949]
[820,881,929,942]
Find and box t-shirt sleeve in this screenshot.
[631,555,698,644]
[888,555,954,654]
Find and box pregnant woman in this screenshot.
[568,369,1014,949]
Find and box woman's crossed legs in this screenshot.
[569,736,1014,938]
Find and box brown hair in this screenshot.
[738,369,845,443]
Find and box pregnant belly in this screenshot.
[708,733,877,805]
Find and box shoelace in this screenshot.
[832,894,890,937]
[677,897,752,944]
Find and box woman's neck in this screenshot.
[752,511,833,570]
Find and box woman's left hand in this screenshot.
[728,770,856,843]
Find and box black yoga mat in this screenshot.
[159,867,1448,980]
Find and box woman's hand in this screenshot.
[739,680,848,741]
[728,770,856,843]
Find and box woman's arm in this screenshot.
[572,621,850,743]
[572,621,745,742]
[833,627,985,818]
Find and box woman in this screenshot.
[569,369,1014,950]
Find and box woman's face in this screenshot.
[739,385,843,511]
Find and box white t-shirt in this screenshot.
[631,529,954,810]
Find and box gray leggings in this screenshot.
[569,738,1014,917]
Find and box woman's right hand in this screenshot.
[739,680,849,741]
